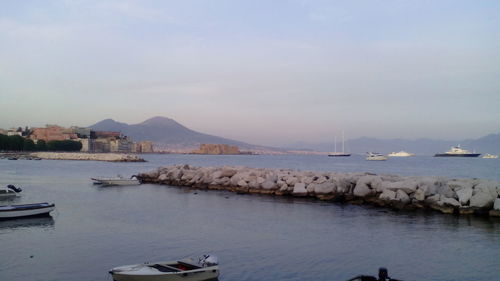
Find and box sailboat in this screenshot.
[328,132,351,157]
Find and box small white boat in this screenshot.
[366,152,388,161]
[387,151,415,157]
[92,175,141,186]
[0,202,55,219]
[482,153,499,159]
[0,185,22,197]
[109,254,219,281]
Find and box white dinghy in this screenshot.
[0,202,55,219]
[109,254,219,281]
[91,175,141,186]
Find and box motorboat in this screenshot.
[109,254,219,281]
[387,151,415,157]
[434,145,480,157]
[0,202,55,219]
[482,153,499,159]
[366,152,388,161]
[0,185,22,198]
[328,132,351,157]
[91,175,141,186]
[346,267,402,281]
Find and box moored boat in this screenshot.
[0,185,22,198]
[328,132,351,157]
[366,152,388,161]
[434,145,480,157]
[0,202,55,219]
[482,153,499,159]
[92,175,141,186]
[387,151,415,157]
[109,254,219,281]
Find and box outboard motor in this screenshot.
[7,184,22,193]
[199,254,218,267]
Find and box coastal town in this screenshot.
[0,125,153,153]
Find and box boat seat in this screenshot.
[177,261,202,270]
[149,264,181,272]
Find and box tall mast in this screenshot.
[334,136,337,153]
[342,131,345,153]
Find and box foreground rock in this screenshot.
[137,165,500,217]
[30,152,145,162]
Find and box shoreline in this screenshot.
[28,152,146,162]
[138,165,500,217]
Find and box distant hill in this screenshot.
[89,116,277,152]
[288,133,500,155]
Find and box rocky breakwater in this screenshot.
[30,152,146,162]
[138,165,500,217]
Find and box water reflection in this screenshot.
[0,216,54,230]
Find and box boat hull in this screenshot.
[0,203,55,219]
[328,153,351,157]
[434,153,480,157]
[110,264,219,281]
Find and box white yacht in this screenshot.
[387,151,415,157]
[434,145,480,157]
[366,152,388,161]
[482,154,499,159]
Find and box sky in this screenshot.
[1,0,499,146]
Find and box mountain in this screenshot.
[89,116,275,152]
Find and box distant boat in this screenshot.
[0,202,55,219]
[328,132,351,157]
[434,145,480,157]
[366,152,388,161]
[482,153,499,159]
[387,151,415,157]
[91,175,141,186]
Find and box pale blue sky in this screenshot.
[1,0,499,146]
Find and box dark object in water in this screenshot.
[346,267,403,281]
[7,185,22,193]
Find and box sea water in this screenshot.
[0,154,499,281]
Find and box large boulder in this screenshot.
[494,199,500,211]
[313,182,336,194]
[379,189,396,201]
[396,190,410,204]
[456,187,473,205]
[354,175,381,197]
[292,183,308,196]
[470,191,495,208]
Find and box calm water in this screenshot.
[1,154,499,281]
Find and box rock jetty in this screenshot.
[138,165,500,217]
[30,152,145,162]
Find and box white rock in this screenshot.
[379,189,396,201]
[456,187,473,205]
[396,189,410,204]
[313,182,336,194]
[412,188,426,201]
[494,199,500,210]
[470,191,495,208]
[441,197,461,207]
[292,183,308,196]
[262,181,277,190]
[425,194,441,203]
[354,175,381,196]
[385,180,418,194]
